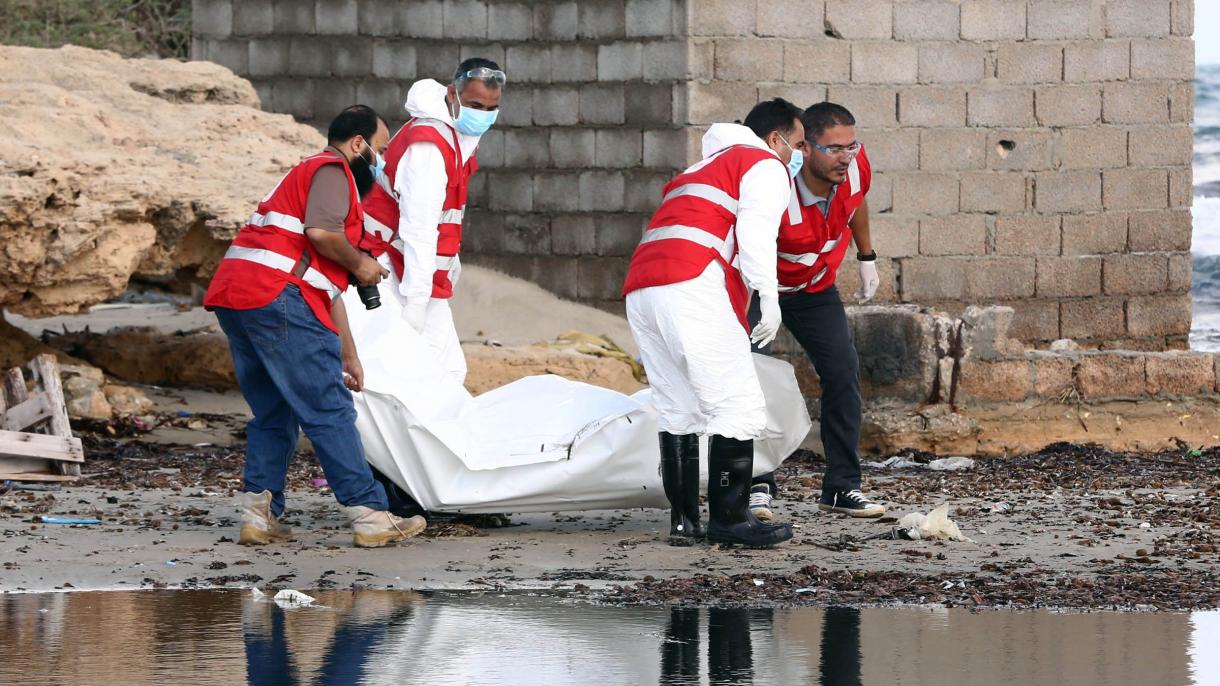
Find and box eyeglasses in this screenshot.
[808,140,861,158]
[455,67,508,86]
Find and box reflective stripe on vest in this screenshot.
[365,214,395,242]
[223,245,340,299]
[658,183,739,215]
[639,224,736,264]
[247,210,305,235]
[436,255,458,270]
[439,208,464,224]
[777,234,845,266]
[778,266,829,293]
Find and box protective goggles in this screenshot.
[455,67,508,86]
[808,140,862,158]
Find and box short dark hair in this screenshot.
[327,104,384,145]
[453,57,504,88]
[742,98,802,140]
[802,102,856,140]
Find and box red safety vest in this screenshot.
[204,149,361,334]
[776,148,871,294]
[622,144,785,331]
[361,118,477,299]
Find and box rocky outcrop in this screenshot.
[0,45,322,316]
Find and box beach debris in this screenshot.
[39,516,100,525]
[989,501,1012,513]
[273,589,318,607]
[894,504,973,542]
[250,587,266,600]
[927,457,976,471]
[864,455,923,470]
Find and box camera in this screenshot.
[350,274,381,310]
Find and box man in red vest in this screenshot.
[623,99,807,547]
[361,58,504,384]
[205,105,427,548]
[748,102,887,523]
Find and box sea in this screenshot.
[1192,64,1220,351]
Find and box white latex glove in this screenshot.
[857,261,880,303]
[750,293,782,348]
[402,299,428,333]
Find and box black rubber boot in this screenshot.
[678,434,704,538]
[660,432,702,541]
[705,435,793,547]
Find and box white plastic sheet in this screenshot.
[341,282,812,514]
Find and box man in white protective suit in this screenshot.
[621,98,807,547]
[360,58,505,384]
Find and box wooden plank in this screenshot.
[3,368,27,409]
[1,395,52,432]
[0,429,84,464]
[29,355,79,477]
[0,471,80,483]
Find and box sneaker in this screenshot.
[818,489,886,518]
[748,484,774,522]
[238,490,294,545]
[345,505,427,548]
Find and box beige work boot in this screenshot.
[238,490,294,545]
[345,506,426,548]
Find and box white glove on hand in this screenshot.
[857,261,880,303]
[750,293,782,348]
[402,300,428,333]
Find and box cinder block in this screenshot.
[248,38,289,77]
[415,42,459,81]
[960,0,1026,40]
[625,83,672,125]
[643,40,714,81]
[683,81,758,125]
[1061,297,1126,340]
[852,43,918,84]
[826,86,898,128]
[1131,38,1195,80]
[355,79,403,117]
[1075,354,1146,399]
[311,79,356,124]
[986,129,1053,171]
[498,212,548,252]
[893,173,959,214]
[273,0,314,33]
[644,128,697,168]
[894,0,959,40]
[1036,256,1101,297]
[1103,81,1169,124]
[628,0,677,37]
[960,172,1027,213]
[899,257,966,301]
[825,0,893,39]
[1035,85,1101,127]
[577,256,631,301]
[533,87,580,126]
[504,129,550,168]
[497,93,533,127]
[965,257,1036,299]
[1064,40,1130,81]
[550,44,597,82]
[1106,0,1171,37]
[271,78,314,119]
[332,40,372,77]
[1168,251,1193,290]
[596,214,646,255]
[1103,168,1168,210]
[402,0,445,38]
[533,172,582,212]
[959,360,1032,402]
[358,0,399,36]
[1170,82,1194,124]
[549,129,596,168]
[836,256,899,303]
[233,0,273,35]
[757,83,827,109]
[686,0,754,36]
[1033,355,1074,397]
[207,39,248,74]
[919,128,986,171]
[533,1,578,40]
[551,215,597,255]
[578,0,627,39]
[1027,0,1095,39]
[487,2,533,40]
[1168,166,1193,208]
[868,214,919,258]
[623,171,669,213]
[757,0,824,38]
[460,43,504,69]
[195,0,233,37]
[1103,253,1169,295]
[918,43,986,84]
[862,129,921,172]
[1172,0,1194,36]
[784,42,851,84]
[1145,353,1215,397]
[475,129,505,168]
[443,0,488,38]
[1128,125,1194,167]
[599,41,645,81]
[997,43,1063,84]
[1055,126,1127,169]
[1033,170,1101,212]
[316,0,358,35]
[967,86,1034,127]
[919,215,987,256]
[898,86,966,127]
[868,172,894,212]
[372,39,417,80]
[595,129,644,168]
[1127,293,1192,337]
[579,171,626,212]
[714,38,782,82]
[995,215,1061,256]
[506,44,551,83]
[580,83,626,125]
[1061,212,1127,255]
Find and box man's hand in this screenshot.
[352,254,389,287]
[342,351,364,392]
[857,261,880,303]
[402,299,428,333]
[750,293,782,348]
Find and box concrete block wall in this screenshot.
[193,0,1195,348]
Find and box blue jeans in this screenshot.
[215,285,388,514]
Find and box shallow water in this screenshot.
[1,590,1217,686]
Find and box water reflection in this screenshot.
[0,590,1216,686]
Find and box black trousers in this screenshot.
[750,286,863,496]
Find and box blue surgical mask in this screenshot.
[453,94,498,137]
[364,143,385,181]
[780,136,804,178]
